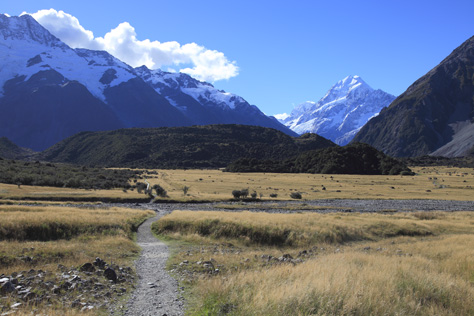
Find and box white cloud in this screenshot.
[23,9,238,82]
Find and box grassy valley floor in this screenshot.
[153,210,474,315]
[144,166,474,202]
[1,166,473,315]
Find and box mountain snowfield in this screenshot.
[0,14,293,150]
[277,75,396,145]
[0,14,135,100]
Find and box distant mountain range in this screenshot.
[353,35,474,157]
[276,75,395,145]
[0,14,294,151]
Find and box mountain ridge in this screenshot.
[352,35,474,157]
[0,13,295,151]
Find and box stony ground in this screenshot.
[150,199,474,213]
[0,257,135,314]
[123,208,184,316]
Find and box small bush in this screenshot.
[182,186,190,195]
[290,192,302,199]
[232,189,250,199]
[232,190,242,199]
[269,193,278,198]
[153,184,168,197]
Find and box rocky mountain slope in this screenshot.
[277,76,395,145]
[352,36,474,157]
[0,14,294,151]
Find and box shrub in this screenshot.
[251,192,257,199]
[232,189,250,199]
[290,192,302,199]
[182,186,190,195]
[270,193,278,198]
[136,182,147,194]
[232,190,242,199]
[153,184,168,197]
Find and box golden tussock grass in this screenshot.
[197,248,474,315]
[156,210,474,315]
[0,205,153,241]
[142,166,474,201]
[153,210,474,247]
[0,182,147,201]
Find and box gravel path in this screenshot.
[124,208,184,316]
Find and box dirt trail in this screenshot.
[124,209,184,316]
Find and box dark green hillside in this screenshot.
[0,137,35,160]
[401,155,474,168]
[226,143,413,175]
[352,35,474,157]
[39,125,336,169]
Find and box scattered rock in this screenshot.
[1,260,134,314]
[93,257,106,269]
[202,261,215,270]
[104,268,117,283]
[81,262,96,272]
[0,281,16,294]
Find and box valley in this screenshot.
[1,166,474,315]
[0,7,473,316]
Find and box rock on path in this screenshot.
[124,210,184,316]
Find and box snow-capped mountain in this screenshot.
[134,66,291,130]
[277,75,396,145]
[0,14,294,151]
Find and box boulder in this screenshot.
[104,268,117,283]
[0,281,16,294]
[80,263,95,272]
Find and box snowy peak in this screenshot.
[0,14,65,48]
[0,14,137,101]
[277,76,396,145]
[320,75,373,105]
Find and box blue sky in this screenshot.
[3,0,474,115]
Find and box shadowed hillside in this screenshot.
[226,142,412,175]
[39,125,336,169]
[352,36,474,157]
